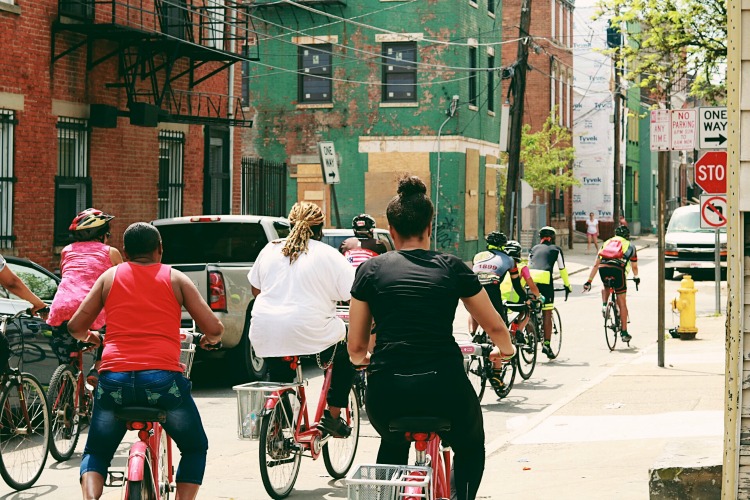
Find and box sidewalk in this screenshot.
[478,313,724,499]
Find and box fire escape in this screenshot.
[51,0,256,127]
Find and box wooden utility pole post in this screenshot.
[502,0,532,237]
[613,49,622,225]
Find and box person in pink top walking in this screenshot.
[47,208,123,383]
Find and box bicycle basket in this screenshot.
[232,381,301,440]
[179,341,196,379]
[346,464,432,500]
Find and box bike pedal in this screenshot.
[104,470,125,487]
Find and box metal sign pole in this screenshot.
[657,150,667,368]
[715,228,721,314]
[330,185,341,229]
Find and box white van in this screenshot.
[665,205,726,280]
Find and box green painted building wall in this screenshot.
[242,1,503,260]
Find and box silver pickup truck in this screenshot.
[152,215,290,381]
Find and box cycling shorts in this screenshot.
[599,265,627,294]
[537,282,554,309]
[483,284,509,324]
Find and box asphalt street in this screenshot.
[0,243,727,499]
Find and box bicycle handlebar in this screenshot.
[553,287,570,301]
[457,341,494,357]
[181,330,222,350]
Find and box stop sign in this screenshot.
[694,151,727,193]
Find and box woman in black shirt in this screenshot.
[348,175,515,500]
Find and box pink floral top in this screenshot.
[47,241,113,329]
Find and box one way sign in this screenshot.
[318,141,340,185]
[698,107,727,150]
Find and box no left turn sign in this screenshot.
[700,194,728,229]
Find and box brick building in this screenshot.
[242,0,505,260]
[0,0,250,270]
[502,0,575,246]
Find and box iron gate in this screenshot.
[241,157,287,217]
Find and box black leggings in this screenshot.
[366,364,485,500]
[266,341,355,409]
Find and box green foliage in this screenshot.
[520,110,578,192]
[595,0,726,103]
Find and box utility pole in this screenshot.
[502,0,532,237]
[608,19,623,226]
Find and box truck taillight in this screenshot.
[209,271,227,312]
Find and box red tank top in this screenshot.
[99,263,182,373]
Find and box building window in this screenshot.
[469,47,478,106]
[551,0,556,41]
[0,111,14,249]
[382,42,417,102]
[487,55,495,112]
[55,118,90,245]
[488,0,495,15]
[158,131,185,219]
[299,44,332,103]
[242,44,251,106]
[550,186,565,219]
[204,0,225,50]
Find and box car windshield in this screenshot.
[1,262,58,301]
[667,209,726,234]
[158,222,270,264]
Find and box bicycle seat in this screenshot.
[389,417,451,433]
[114,406,167,423]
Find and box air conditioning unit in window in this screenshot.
[58,0,94,21]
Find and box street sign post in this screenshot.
[694,151,728,193]
[670,109,697,150]
[698,107,727,149]
[700,194,728,229]
[650,109,671,151]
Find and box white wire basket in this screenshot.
[346,464,432,500]
[232,381,301,440]
[179,330,197,379]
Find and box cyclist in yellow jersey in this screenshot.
[500,241,543,335]
[583,225,640,342]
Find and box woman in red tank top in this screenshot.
[68,223,223,500]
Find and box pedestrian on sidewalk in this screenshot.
[586,212,599,254]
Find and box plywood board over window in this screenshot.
[365,152,430,228]
[485,154,498,234]
[465,148,480,241]
[295,163,332,226]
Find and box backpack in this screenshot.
[600,238,624,260]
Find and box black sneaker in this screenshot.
[621,331,632,342]
[514,330,525,345]
[319,409,351,438]
[489,368,506,396]
[542,341,556,360]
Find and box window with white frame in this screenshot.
[0,110,14,249]
[158,131,185,219]
[382,42,417,102]
[550,62,557,112]
[469,47,478,106]
[299,44,333,103]
[55,118,90,245]
[558,66,564,126]
[204,0,225,50]
[551,0,556,41]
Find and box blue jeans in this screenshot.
[80,370,208,484]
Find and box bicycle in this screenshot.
[0,309,51,490]
[531,286,566,360]
[464,330,515,401]
[336,303,366,410]
[47,337,97,462]
[601,277,639,351]
[505,298,542,380]
[234,352,361,499]
[103,330,208,499]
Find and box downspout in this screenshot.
[228,3,236,214]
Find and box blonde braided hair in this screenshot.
[282,202,325,264]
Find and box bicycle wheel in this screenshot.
[48,364,80,462]
[549,308,563,358]
[466,331,487,401]
[604,302,618,351]
[517,317,538,380]
[259,391,302,499]
[323,386,360,479]
[495,355,517,399]
[0,373,50,490]
[125,455,157,500]
[158,431,171,499]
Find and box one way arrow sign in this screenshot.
[699,107,727,150]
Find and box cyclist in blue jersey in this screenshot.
[528,226,571,359]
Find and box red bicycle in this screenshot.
[47,337,97,461]
[235,354,361,499]
[104,330,207,499]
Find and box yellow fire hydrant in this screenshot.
[671,274,698,340]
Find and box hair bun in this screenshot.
[397,175,427,198]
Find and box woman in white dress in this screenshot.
[586,212,599,253]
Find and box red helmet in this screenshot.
[69,208,114,241]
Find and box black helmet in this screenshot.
[504,240,522,260]
[486,231,507,248]
[539,226,556,238]
[352,214,376,235]
[614,224,630,239]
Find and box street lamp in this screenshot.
[434,95,460,251]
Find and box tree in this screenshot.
[595,0,726,103]
[519,110,578,192]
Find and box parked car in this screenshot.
[665,204,726,280]
[321,228,395,253]
[0,256,61,386]
[152,215,290,381]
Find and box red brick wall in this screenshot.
[0,0,242,270]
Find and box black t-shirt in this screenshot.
[350,249,482,374]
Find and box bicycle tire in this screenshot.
[158,430,171,499]
[604,302,618,351]
[125,456,156,500]
[517,316,538,380]
[495,355,517,399]
[323,386,360,479]
[259,391,302,499]
[466,331,487,401]
[0,373,50,490]
[549,307,563,358]
[48,364,81,462]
